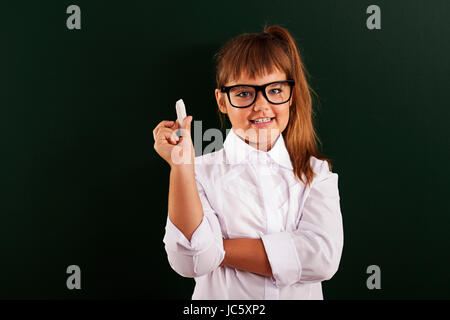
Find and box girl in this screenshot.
[153,25,343,300]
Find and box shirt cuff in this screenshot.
[261,231,302,287]
[163,215,217,256]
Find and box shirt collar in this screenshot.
[223,128,293,170]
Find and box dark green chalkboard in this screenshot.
[1,0,449,299]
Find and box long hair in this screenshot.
[213,24,332,187]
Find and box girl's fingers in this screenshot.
[153,120,177,140]
[156,127,179,144]
[162,120,175,127]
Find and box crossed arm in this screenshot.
[220,238,273,278]
[166,161,342,282]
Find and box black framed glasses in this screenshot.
[220,79,295,108]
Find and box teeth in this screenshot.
[254,118,272,124]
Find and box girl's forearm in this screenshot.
[168,165,273,276]
[168,165,204,241]
[221,238,273,278]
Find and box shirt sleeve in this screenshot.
[162,170,225,278]
[261,160,344,287]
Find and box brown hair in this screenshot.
[213,24,332,187]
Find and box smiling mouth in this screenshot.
[250,117,275,124]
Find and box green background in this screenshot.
[1,0,449,299]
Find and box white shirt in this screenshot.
[163,128,344,300]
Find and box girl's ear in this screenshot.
[215,89,228,114]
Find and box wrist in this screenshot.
[170,162,194,173]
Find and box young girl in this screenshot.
[153,25,343,300]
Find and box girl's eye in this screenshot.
[269,88,282,94]
[237,92,251,97]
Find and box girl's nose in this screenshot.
[252,91,270,111]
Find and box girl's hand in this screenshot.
[153,116,194,168]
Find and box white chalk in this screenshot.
[175,99,187,127]
[175,99,187,137]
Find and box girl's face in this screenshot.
[215,69,292,151]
